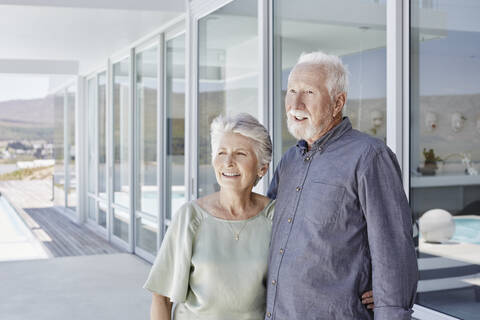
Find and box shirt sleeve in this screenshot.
[358,148,418,320]
[143,202,198,303]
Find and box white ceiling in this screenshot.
[0,1,184,75]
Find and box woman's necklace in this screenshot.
[216,198,253,241]
[226,220,249,241]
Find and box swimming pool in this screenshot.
[451,218,480,245]
[0,195,48,261]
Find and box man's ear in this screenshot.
[333,92,347,118]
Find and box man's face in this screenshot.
[285,63,335,144]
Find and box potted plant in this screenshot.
[418,148,442,176]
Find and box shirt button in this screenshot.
[267,312,272,318]
[296,186,301,191]
[272,279,276,285]
[279,248,284,254]
[287,218,292,223]
[305,156,310,161]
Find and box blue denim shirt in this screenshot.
[266,118,418,320]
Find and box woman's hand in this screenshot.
[361,290,374,310]
[150,293,173,320]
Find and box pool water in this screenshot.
[451,218,480,245]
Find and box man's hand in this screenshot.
[361,290,374,310]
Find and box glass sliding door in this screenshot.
[98,72,107,203]
[272,0,387,165]
[98,72,107,228]
[135,44,159,255]
[197,0,259,197]
[165,33,186,223]
[112,57,131,243]
[66,85,76,210]
[53,90,66,207]
[410,1,480,318]
[87,77,96,221]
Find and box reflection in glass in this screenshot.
[197,0,259,197]
[135,45,158,255]
[112,58,130,242]
[136,46,158,215]
[113,208,129,242]
[98,72,107,200]
[98,201,107,228]
[88,196,96,221]
[166,34,186,220]
[410,1,480,318]
[53,91,65,207]
[113,58,130,208]
[273,0,387,165]
[87,78,96,203]
[66,85,76,210]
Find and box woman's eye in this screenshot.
[306,90,314,94]
[288,89,296,94]
[237,152,246,156]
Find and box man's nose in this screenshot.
[289,94,305,110]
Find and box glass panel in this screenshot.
[273,0,387,165]
[98,201,107,228]
[87,196,96,221]
[66,85,76,210]
[197,0,259,197]
[113,208,129,242]
[113,58,130,209]
[135,211,157,255]
[410,1,480,318]
[135,46,158,215]
[53,90,65,207]
[112,58,130,243]
[98,72,107,200]
[166,34,186,220]
[135,45,158,255]
[87,78,96,197]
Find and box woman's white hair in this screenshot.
[210,113,272,169]
[294,51,349,100]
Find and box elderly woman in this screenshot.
[144,113,373,319]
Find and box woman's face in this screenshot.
[213,132,263,192]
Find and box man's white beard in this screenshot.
[286,110,323,141]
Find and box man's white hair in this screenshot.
[294,51,349,100]
[210,113,272,169]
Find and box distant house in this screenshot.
[7,141,32,151]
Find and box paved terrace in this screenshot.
[0,180,153,320]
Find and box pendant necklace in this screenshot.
[227,220,249,241]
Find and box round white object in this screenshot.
[419,209,455,243]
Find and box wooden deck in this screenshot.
[0,179,124,258]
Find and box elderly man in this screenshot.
[266,52,418,320]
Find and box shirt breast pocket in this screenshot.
[302,181,346,227]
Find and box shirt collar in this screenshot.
[296,117,352,154]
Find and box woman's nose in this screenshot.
[224,154,234,165]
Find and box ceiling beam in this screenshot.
[0,0,185,12]
[0,59,79,75]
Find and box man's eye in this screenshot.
[218,152,225,155]
[306,90,314,94]
[237,152,247,156]
[288,89,296,94]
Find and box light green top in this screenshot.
[144,199,275,320]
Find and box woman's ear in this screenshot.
[258,163,269,177]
